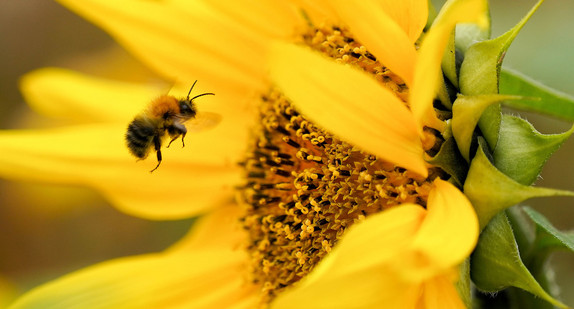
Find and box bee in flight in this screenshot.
[125,81,218,172]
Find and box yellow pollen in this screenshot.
[237,23,447,305]
[300,23,410,102]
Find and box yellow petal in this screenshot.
[272,205,427,309]
[419,274,466,309]
[55,0,268,97]
[410,0,488,131]
[20,68,162,123]
[333,0,428,43]
[375,0,428,43]
[0,124,243,219]
[168,202,245,252]
[398,179,478,281]
[195,0,304,39]
[9,250,257,309]
[287,0,337,23]
[21,68,255,129]
[329,0,419,85]
[269,42,427,177]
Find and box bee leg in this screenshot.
[166,134,180,148]
[180,131,187,148]
[150,135,162,173]
[167,122,187,148]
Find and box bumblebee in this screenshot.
[125,81,217,172]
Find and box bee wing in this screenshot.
[185,111,222,133]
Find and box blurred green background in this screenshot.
[0,0,572,306]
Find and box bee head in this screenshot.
[178,99,198,117]
[180,80,214,117]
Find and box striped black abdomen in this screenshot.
[125,117,156,158]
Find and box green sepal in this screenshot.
[455,258,472,309]
[476,104,501,152]
[459,0,543,95]
[524,207,574,253]
[494,115,574,186]
[471,212,568,308]
[441,3,491,89]
[437,76,453,110]
[463,141,574,230]
[454,16,491,54]
[500,68,574,122]
[506,207,561,309]
[506,206,535,258]
[442,29,458,89]
[521,206,574,304]
[426,0,438,30]
[426,124,467,186]
[452,94,521,161]
[459,0,544,149]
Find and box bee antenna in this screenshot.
[190,92,215,101]
[186,80,198,100]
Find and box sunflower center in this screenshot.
[237,24,445,303]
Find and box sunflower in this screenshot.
[4,0,560,308]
